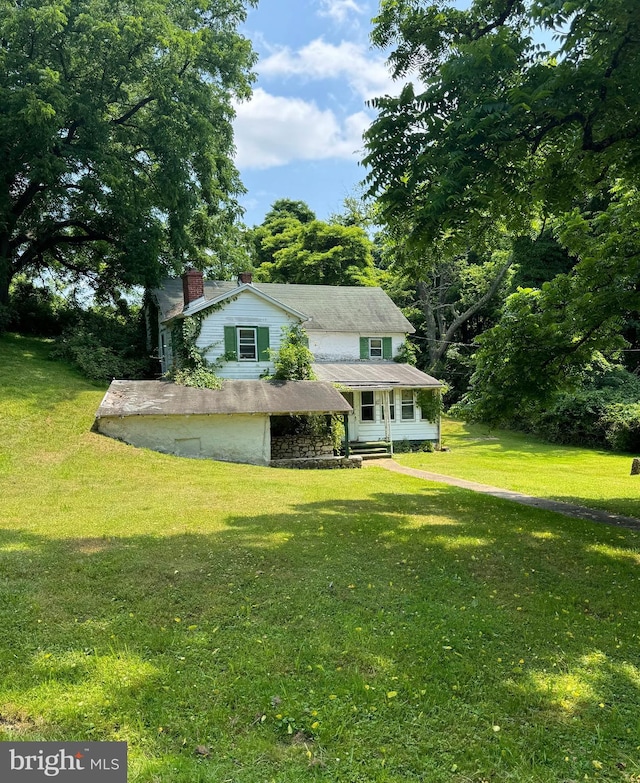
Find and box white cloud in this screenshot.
[233,89,370,170]
[258,38,395,102]
[318,0,366,24]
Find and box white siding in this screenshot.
[96,413,271,465]
[349,390,439,443]
[309,331,406,362]
[195,290,302,379]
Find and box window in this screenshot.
[360,336,393,360]
[224,325,270,362]
[238,327,257,360]
[361,391,375,421]
[369,338,383,358]
[401,390,415,421]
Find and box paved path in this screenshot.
[370,459,640,531]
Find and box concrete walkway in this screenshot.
[370,458,640,531]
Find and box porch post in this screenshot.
[343,413,350,457]
[382,389,392,454]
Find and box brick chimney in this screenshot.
[238,271,253,285]
[182,268,204,307]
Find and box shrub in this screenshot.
[52,305,153,382]
[600,403,640,453]
[0,303,13,334]
[515,363,640,451]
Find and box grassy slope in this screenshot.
[394,418,640,519]
[1,334,640,782]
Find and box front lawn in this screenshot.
[1,335,640,782]
[393,418,640,519]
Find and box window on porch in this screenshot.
[361,391,375,421]
[401,390,415,420]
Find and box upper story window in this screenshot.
[369,338,383,358]
[238,327,257,360]
[224,325,270,362]
[360,336,393,360]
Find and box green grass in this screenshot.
[2,333,640,782]
[394,418,640,519]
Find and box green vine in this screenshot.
[417,388,445,422]
[168,312,221,390]
[166,295,241,390]
[394,339,418,365]
[269,324,316,381]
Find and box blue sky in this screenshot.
[233,0,395,227]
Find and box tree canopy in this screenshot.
[364,0,640,420]
[364,0,640,247]
[0,0,257,306]
[249,200,378,286]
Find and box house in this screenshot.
[147,270,443,457]
[94,270,443,466]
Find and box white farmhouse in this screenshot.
[94,270,444,465]
[149,270,443,457]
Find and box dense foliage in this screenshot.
[249,199,378,286]
[165,314,222,389]
[364,0,640,427]
[0,0,256,310]
[529,362,640,452]
[51,302,154,381]
[271,324,315,381]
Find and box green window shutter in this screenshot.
[257,327,270,362]
[359,336,369,360]
[224,325,237,359]
[382,337,392,359]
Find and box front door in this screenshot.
[341,391,358,442]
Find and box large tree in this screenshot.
[249,200,378,286]
[364,0,640,415]
[0,0,256,306]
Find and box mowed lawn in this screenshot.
[1,334,640,783]
[395,419,640,520]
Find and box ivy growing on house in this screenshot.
[394,339,418,365]
[168,311,221,390]
[166,296,241,390]
[270,324,316,381]
[417,388,445,422]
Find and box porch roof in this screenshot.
[95,379,353,418]
[312,363,443,390]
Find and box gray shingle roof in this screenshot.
[313,363,443,389]
[95,379,353,418]
[152,279,415,334]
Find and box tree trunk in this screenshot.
[417,257,514,372]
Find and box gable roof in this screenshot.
[95,379,353,418]
[152,279,415,334]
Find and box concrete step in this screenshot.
[348,441,392,459]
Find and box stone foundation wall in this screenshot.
[271,434,334,460]
[271,456,362,469]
